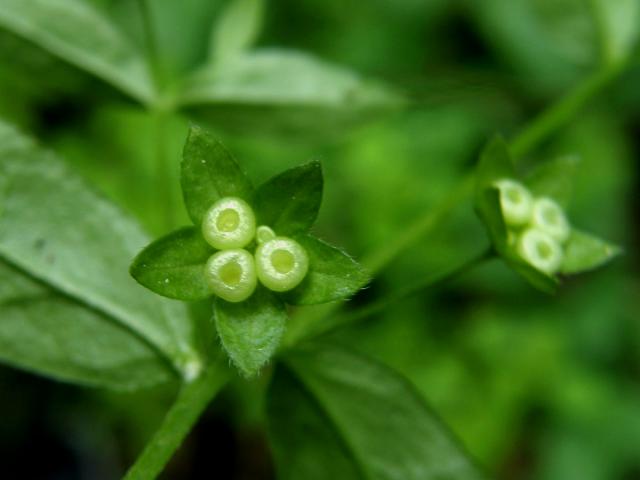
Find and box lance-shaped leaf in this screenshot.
[525,155,580,208]
[214,286,287,377]
[0,0,154,104]
[285,235,369,305]
[561,229,621,275]
[210,0,264,63]
[181,125,254,224]
[268,342,488,480]
[0,260,174,390]
[254,161,323,235]
[0,119,200,376]
[130,227,214,301]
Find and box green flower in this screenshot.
[130,126,368,376]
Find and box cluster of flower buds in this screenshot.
[494,179,571,275]
[201,197,309,302]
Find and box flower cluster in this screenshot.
[494,179,570,275]
[201,197,309,303]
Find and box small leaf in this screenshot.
[477,187,509,255]
[506,255,559,294]
[130,227,214,301]
[561,229,621,274]
[267,341,488,480]
[0,260,174,390]
[525,155,579,207]
[214,286,286,377]
[590,0,640,63]
[181,125,254,224]
[475,135,516,200]
[254,161,323,235]
[285,235,369,305]
[211,0,264,63]
[0,0,154,103]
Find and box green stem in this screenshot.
[123,360,230,480]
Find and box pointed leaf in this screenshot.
[475,135,516,200]
[561,229,621,274]
[525,155,579,207]
[211,0,264,63]
[0,119,200,376]
[268,342,488,480]
[214,287,286,377]
[0,260,175,390]
[285,235,369,305]
[254,161,323,235]
[181,125,254,224]
[0,0,154,103]
[506,256,559,294]
[130,227,214,301]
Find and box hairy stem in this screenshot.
[123,360,230,480]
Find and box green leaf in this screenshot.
[589,0,640,63]
[181,125,254,224]
[561,229,621,274]
[506,255,559,294]
[130,227,214,301]
[254,161,323,235]
[0,119,200,376]
[0,259,175,390]
[211,0,264,63]
[178,50,403,136]
[0,0,154,104]
[214,287,287,377]
[525,155,579,207]
[285,235,369,305]
[477,187,509,255]
[268,342,488,480]
[475,135,516,198]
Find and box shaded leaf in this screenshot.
[211,0,263,63]
[561,229,621,274]
[525,155,579,207]
[254,161,323,235]
[130,227,214,301]
[268,341,488,480]
[0,260,175,390]
[285,235,369,305]
[214,287,286,377]
[181,125,254,224]
[0,119,200,375]
[0,0,154,103]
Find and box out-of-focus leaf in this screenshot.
[0,260,174,390]
[561,229,621,274]
[589,0,640,63]
[254,161,322,235]
[181,125,254,224]
[0,0,154,103]
[178,50,403,136]
[214,287,287,377]
[211,0,263,63]
[268,342,488,480]
[525,155,579,207]
[0,119,200,376]
[285,235,369,305]
[130,227,214,301]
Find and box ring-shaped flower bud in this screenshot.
[256,225,276,244]
[517,228,563,275]
[530,197,570,243]
[494,179,533,227]
[205,249,257,303]
[202,197,256,250]
[255,236,309,292]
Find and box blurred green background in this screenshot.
[0,0,639,478]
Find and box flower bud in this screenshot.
[255,237,309,292]
[530,197,570,243]
[202,197,256,250]
[206,249,257,302]
[494,179,533,227]
[517,228,563,275]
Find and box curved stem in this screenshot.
[123,360,230,480]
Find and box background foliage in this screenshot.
[0,0,639,479]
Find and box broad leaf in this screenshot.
[0,0,154,104]
[0,260,174,390]
[178,50,403,136]
[561,229,621,274]
[254,161,323,235]
[525,155,579,207]
[211,0,264,63]
[285,235,369,305]
[268,342,488,480]
[181,125,254,224]
[0,120,200,376]
[130,227,214,301]
[214,287,286,377]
